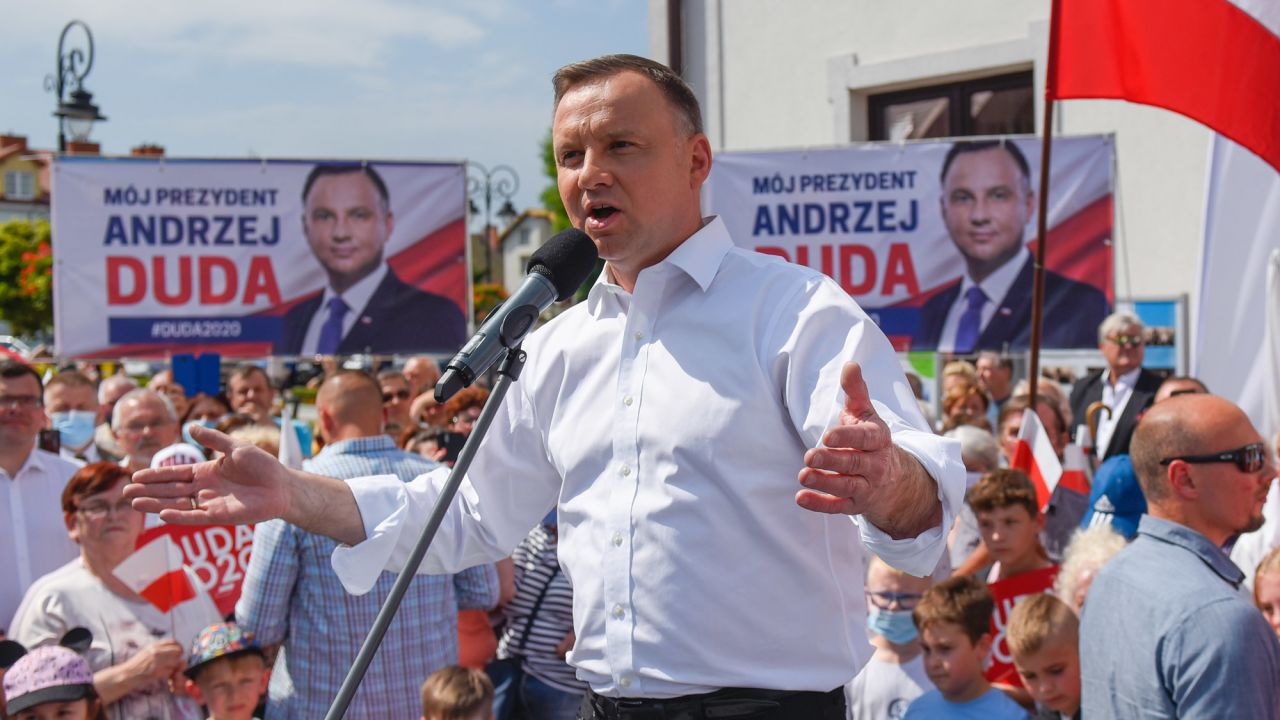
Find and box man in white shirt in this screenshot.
[44,370,103,464]
[0,360,80,632]
[128,55,963,718]
[1068,312,1163,461]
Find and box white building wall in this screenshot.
[652,0,1209,333]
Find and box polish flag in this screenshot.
[278,405,304,471]
[1049,0,1280,173]
[1060,443,1092,496]
[113,534,198,613]
[1010,409,1061,511]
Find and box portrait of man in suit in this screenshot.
[913,139,1110,353]
[275,163,467,356]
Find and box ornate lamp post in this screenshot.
[466,162,519,283]
[46,20,107,152]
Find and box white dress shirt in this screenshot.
[1,448,81,630]
[1095,367,1141,459]
[938,251,1028,352]
[332,217,964,697]
[300,264,389,355]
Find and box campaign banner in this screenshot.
[704,135,1114,352]
[52,158,468,358]
[137,523,254,618]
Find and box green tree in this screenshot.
[0,219,53,336]
[540,130,602,301]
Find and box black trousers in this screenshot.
[578,687,846,720]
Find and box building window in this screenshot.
[4,171,36,200]
[868,72,1034,141]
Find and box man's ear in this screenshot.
[688,134,713,188]
[1167,460,1198,501]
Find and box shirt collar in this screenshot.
[315,434,398,458]
[6,446,46,480]
[320,263,389,317]
[1137,515,1245,587]
[1105,366,1142,389]
[586,216,732,313]
[959,249,1028,305]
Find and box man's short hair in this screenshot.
[1097,311,1144,344]
[945,426,1001,473]
[1129,407,1199,503]
[912,573,993,643]
[940,139,1032,186]
[228,364,273,390]
[1006,592,1078,658]
[969,468,1040,517]
[301,163,390,210]
[111,388,178,430]
[976,351,1014,372]
[376,369,407,384]
[999,394,1068,439]
[553,54,704,136]
[98,374,139,405]
[420,665,494,720]
[45,369,95,394]
[0,359,42,392]
[1157,375,1209,397]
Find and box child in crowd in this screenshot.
[847,557,933,720]
[904,575,1028,719]
[969,469,1059,688]
[2,645,105,720]
[1255,545,1280,640]
[1007,594,1082,720]
[421,665,495,720]
[182,623,270,720]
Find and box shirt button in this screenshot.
[620,464,631,477]
[623,395,633,406]
[619,676,632,689]
[612,532,624,546]
[612,604,625,619]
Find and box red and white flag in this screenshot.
[1010,409,1062,511]
[1049,0,1280,173]
[113,534,198,613]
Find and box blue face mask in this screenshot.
[182,419,218,451]
[51,410,97,451]
[867,607,919,645]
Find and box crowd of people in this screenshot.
[3,53,1278,720]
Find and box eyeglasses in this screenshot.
[0,395,41,410]
[382,389,411,403]
[1107,334,1145,348]
[76,498,136,520]
[1160,442,1267,473]
[866,590,924,611]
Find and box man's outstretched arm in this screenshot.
[124,425,368,546]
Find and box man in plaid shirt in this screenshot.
[236,370,500,719]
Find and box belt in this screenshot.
[585,686,844,720]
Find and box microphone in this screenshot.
[435,228,598,402]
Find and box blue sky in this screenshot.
[2,0,649,225]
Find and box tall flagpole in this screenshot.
[1030,0,1064,412]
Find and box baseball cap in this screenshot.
[185,622,264,679]
[1081,454,1147,539]
[2,645,96,715]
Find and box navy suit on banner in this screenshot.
[275,271,466,355]
[913,256,1110,352]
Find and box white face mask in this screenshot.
[51,410,97,450]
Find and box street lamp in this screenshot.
[45,20,107,152]
[466,161,519,283]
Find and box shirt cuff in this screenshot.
[330,473,423,595]
[858,428,965,577]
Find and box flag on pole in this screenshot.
[113,535,198,613]
[1010,408,1062,511]
[279,405,304,471]
[1048,0,1280,173]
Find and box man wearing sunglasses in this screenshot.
[1080,393,1280,719]
[377,369,415,440]
[1068,312,1164,461]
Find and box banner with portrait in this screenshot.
[704,135,1115,352]
[52,157,468,358]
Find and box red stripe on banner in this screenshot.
[1010,439,1053,510]
[1050,0,1280,174]
[1034,194,1114,304]
[1060,469,1091,496]
[138,568,197,613]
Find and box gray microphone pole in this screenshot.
[323,346,527,720]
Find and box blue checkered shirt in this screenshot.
[236,435,500,720]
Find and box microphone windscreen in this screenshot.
[526,228,599,301]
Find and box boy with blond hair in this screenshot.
[1007,593,1081,720]
[420,665,495,720]
[904,575,1027,719]
[968,469,1059,687]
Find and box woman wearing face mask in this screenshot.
[179,394,231,458]
[845,557,935,720]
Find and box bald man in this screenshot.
[1080,395,1280,719]
[235,370,499,719]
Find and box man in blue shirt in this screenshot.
[236,370,499,719]
[1080,393,1280,719]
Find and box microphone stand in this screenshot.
[323,346,528,720]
